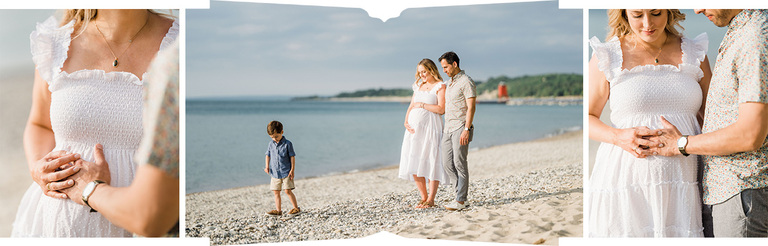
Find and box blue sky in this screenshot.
[186,1,582,98]
[0,9,56,76]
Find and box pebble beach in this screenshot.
[186,131,583,245]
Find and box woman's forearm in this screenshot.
[88,165,179,237]
[589,115,618,145]
[405,96,415,123]
[23,123,55,169]
[404,106,412,122]
[422,102,444,115]
[25,70,56,169]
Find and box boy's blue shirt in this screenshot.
[265,136,296,179]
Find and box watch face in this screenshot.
[678,136,688,149]
[82,181,98,201]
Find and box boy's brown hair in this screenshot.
[267,121,283,135]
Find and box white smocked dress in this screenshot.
[588,33,708,237]
[398,82,448,182]
[11,16,178,237]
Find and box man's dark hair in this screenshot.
[439,51,460,68]
[267,121,283,135]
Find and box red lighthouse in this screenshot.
[498,82,509,102]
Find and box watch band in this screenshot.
[82,180,106,212]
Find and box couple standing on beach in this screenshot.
[398,51,477,211]
[589,9,768,237]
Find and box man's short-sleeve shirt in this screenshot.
[265,137,296,179]
[701,9,768,205]
[136,39,179,178]
[444,70,477,133]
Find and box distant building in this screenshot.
[497,82,509,102]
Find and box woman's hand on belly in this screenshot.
[30,150,82,199]
[62,144,112,205]
[613,126,658,158]
[643,116,683,157]
[404,121,415,134]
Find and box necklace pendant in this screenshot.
[113,59,119,67]
[654,58,659,63]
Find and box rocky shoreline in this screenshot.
[186,131,583,245]
[186,165,582,245]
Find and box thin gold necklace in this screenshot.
[635,33,667,64]
[94,14,150,67]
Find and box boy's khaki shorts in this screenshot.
[270,177,295,191]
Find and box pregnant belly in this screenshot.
[408,109,430,129]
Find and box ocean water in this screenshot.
[186,100,582,193]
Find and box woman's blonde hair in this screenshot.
[606,9,686,40]
[414,58,443,88]
[60,9,176,40]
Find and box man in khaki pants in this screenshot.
[439,51,476,211]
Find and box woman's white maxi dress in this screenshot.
[588,33,708,237]
[399,82,448,183]
[11,16,178,237]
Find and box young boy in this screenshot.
[264,121,300,216]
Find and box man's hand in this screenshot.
[62,144,112,206]
[460,129,470,145]
[643,116,683,156]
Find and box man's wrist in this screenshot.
[82,180,106,212]
[677,135,690,156]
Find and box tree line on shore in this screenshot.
[293,73,582,100]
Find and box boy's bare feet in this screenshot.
[266,210,282,216]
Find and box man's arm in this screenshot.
[688,102,768,155]
[649,102,768,156]
[87,164,179,237]
[62,145,177,237]
[460,97,476,145]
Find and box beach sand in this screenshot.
[186,131,583,245]
[1,72,35,236]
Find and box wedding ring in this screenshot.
[46,183,52,190]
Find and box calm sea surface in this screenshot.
[186,100,582,193]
